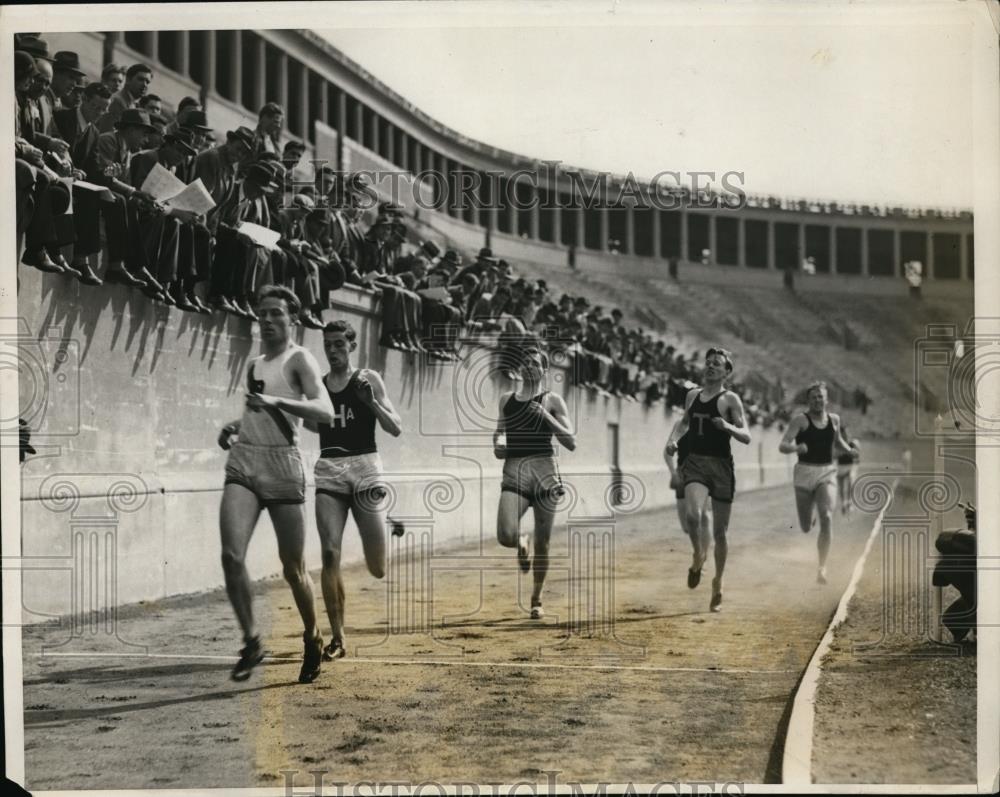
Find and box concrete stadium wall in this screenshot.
[14,267,792,623]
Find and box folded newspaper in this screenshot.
[237,221,282,251]
[139,162,216,215]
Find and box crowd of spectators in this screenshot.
[13,34,787,426]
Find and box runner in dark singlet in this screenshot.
[779,381,859,583]
[216,285,334,684]
[494,349,576,620]
[665,348,751,612]
[664,418,712,588]
[306,319,402,661]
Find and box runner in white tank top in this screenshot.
[216,286,335,685]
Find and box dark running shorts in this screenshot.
[224,442,306,506]
[681,453,735,504]
[501,455,565,507]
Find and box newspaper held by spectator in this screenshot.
[237,222,282,251]
[140,162,216,215]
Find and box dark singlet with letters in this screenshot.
[685,391,732,461]
[319,370,377,458]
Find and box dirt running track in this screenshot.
[22,484,884,790]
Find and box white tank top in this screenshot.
[239,345,303,446]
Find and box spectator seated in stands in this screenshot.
[98,62,153,133]
[50,51,87,110]
[87,107,164,291]
[128,127,207,309]
[136,93,162,118]
[196,125,254,313]
[252,101,284,161]
[101,63,125,96]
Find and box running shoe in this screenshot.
[530,602,544,620]
[322,639,346,662]
[687,567,702,589]
[517,537,531,573]
[709,579,723,613]
[298,632,324,684]
[231,635,265,682]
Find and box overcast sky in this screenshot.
[319,1,975,209]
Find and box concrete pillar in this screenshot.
[228,30,242,103]
[315,78,328,144]
[892,228,901,278]
[797,222,806,267]
[141,31,157,61]
[250,35,265,111]
[651,208,661,258]
[335,89,347,171]
[680,209,689,261]
[766,220,775,269]
[297,63,308,144]
[625,204,635,255]
[860,224,870,276]
[926,231,935,280]
[384,121,395,164]
[960,232,970,281]
[102,33,120,70]
[576,205,586,249]
[552,201,562,246]
[530,187,540,240]
[353,101,364,143]
[507,177,518,234]
[600,206,610,252]
[202,31,216,101]
[737,216,746,266]
[397,130,408,171]
[276,51,288,113]
[707,213,717,264]
[172,31,189,77]
[829,225,838,275]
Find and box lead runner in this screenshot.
[665,347,751,612]
[778,380,859,584]
[216,285,335,683]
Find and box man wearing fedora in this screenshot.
[50,51,87,110]
[53,82,113,285]
[129,128,205,309]
[87,108,162,291]
[98,63,154,133]
[18,38,72,161]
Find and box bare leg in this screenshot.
[837,474,849,514]
[684,483,711,572]
[316,494,351,646]
[353,489,388,579]
[698,505,713,565]
[219,483,262,642]
[710,498,732,585]
[267,502,319,639]
[814,481,837,581]
[530,500,556,610]
[676,497,689,536]
[497,490,533,548]
[794,487,816,534]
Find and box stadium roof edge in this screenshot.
[295,29,971,217]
